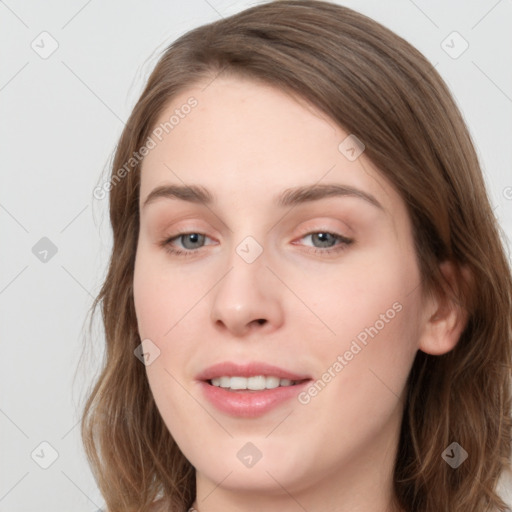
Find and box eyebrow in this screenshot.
[142,183,384,211]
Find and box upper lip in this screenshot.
[196,361,312,382]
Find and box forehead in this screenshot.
[139,75,399,218]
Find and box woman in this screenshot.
[81,1,512,511]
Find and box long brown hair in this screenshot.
[81,1,512,510]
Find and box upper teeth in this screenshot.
[210,376,296,390]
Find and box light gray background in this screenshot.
[1,1,511,510]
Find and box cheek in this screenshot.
[299,303,418,458]
[298,245,421,383]
[290,240,421,346]
[296,245,422,424]
[133,249,201,439]
[133,251,160,340]
[133,246,196,341]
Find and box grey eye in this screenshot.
[308,232,338,248]
[179,233,206,249]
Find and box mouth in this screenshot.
[196,361,313,417]
[196,361,312,388]
[206,375,311,391]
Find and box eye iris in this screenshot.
[312,232,336,248]
[182,233,204,249]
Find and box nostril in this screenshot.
[256,319,266,325]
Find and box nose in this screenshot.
[210,250,284,338]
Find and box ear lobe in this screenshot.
[418,261,471,356]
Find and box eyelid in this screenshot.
[294,219,354,239]
[163,230,217,247]
[161,220,352,243]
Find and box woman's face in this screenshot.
[133,75,429,506]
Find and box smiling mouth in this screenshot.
[207,375,311,391]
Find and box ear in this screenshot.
[418,260,471,356]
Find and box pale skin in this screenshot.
[133,75,467,512]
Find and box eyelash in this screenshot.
[158,230,354,258]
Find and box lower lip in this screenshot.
[199,380,311,418]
